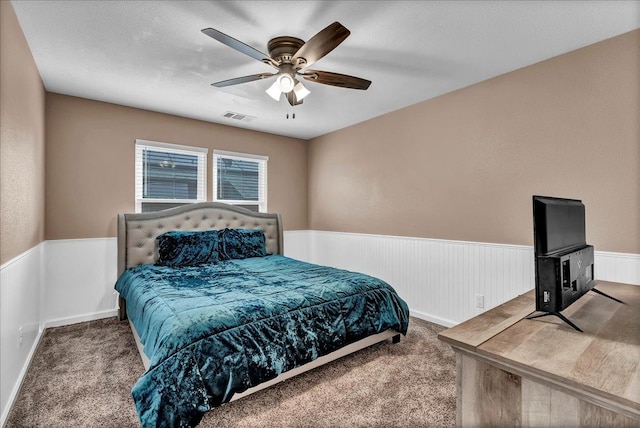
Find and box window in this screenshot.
[213,150,268,212]
[135,140,207,213]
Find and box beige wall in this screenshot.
[0,1,46,264]
[308,30,640,254]
[5,13,638,254]
[45,94,308,240]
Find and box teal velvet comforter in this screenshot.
[115,255,409,427]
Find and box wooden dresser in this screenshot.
[438,280,639,427]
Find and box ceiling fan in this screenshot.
[201,22,371,106]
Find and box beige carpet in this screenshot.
[6,317,456,427]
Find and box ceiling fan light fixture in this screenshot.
[293,81,310,101]
[265,80,282,101]
[276,73,295,93]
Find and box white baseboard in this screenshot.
[0,327,45,427]
[45,308,119,329]
[410,308,457,328]
[1,306,118,426]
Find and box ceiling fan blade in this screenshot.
[291,22,350,68]
[286,91,303,106]
[212,73,275,88]
[301,70,371,90]
[202,28,276,66]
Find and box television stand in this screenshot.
[526,287,625,332]
[526,311,583,332]
[438,281,640,426]
[591,287,625,304]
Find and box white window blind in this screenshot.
[213,150,268,212]
[135,139,207,213]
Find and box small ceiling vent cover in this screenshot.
[222,111,256,122]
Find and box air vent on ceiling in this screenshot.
[222,111,256,122]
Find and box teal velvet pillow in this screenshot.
[219,228,267,260]
[156,230,221,267]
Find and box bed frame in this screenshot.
[116,202,400,402]
[117,202,284,320]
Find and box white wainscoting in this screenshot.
[0,244,44,426]
[282,230,312,262]
[44,238,119,327]
[306,231,640,326]
[28,232,640,330]
[594,251,640,285]
[40,232,313,329]
[41,232,631,329]
[308,231,535,326]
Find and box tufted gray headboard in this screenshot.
[116,202,283,320]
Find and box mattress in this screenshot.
[115,255,409,427]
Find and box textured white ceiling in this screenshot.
[10,1,640,140]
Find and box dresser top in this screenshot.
[438,281,640,413]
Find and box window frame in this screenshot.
[134,139,208,213]
[212,150,268,213]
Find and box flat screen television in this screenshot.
[533,196,586,256]
[528,195,621,331]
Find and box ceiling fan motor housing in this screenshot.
[267,37,305,65]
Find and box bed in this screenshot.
[115,202,409,427]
